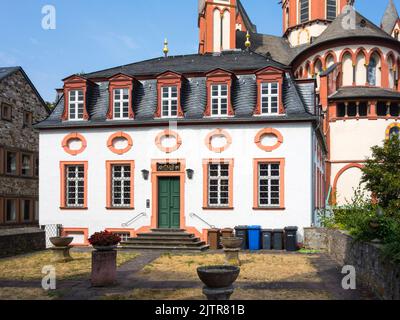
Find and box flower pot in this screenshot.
[93,245,117,251]
[197,265,240,289]
[50,237,73,247]
[221,237,243,249]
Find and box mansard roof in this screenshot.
[84,50,289,79]
[381,0,399,34]
[36,52,317,129]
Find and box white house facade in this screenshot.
[37,52,324,245]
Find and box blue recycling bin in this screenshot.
[248,225,262,250]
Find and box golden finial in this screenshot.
[245,31,251,50]
[163,38,169,57]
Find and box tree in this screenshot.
[361,135,400,216]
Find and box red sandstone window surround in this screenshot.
[62,75,91,121]
[254,66,285,116]
[155,71,184,118]
[106,160,135,210]
[107,74,135,120]
[202,158,234,210]
[204,69,234,117]
[253,158,285,210]
[60,161,88,210]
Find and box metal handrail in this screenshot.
[121,212,147,227]
[189,212,215,229]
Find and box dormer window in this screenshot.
[113,88,130,119]
[211,84,228,116]
[255,66,285,116]
[69,90,85,120]
[261,82,279,115]
[161,86,178,118]
[62,75,91,121]
[155,71,184,119]
[205,69,234,117]
[107,74,135,120]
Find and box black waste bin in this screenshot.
[234,226,248,250]
[272,229,284,250]
[261,229,273,250]
[284,226,298,252]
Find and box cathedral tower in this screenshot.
[198,0,256,54]
[282,0,351,47]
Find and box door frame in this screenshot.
[151,159,186,229]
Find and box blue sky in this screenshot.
[0,0,398,102]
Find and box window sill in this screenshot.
[106,207,135,210]
[60,207,88,211]
[202,207,234,211]
[253,207,285,211]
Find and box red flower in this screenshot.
[88,230,121,246]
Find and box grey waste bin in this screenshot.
[261,229,273,250]
[284,226,298,252]
[273,229,284,250]
[234,226,248,250]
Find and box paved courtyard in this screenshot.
[0,249,375,300]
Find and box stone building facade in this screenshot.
[0,67,49,228]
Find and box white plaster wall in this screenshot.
[39,122,314,238]
[330,119,397,205]
[288,23,328,47]
[330,119,394,160]
[342,53,353,86]
[213,9,221,52]
[222,10,230,50]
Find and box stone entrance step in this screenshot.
[120,229,209,251]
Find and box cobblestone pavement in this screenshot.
[0,251,376,300]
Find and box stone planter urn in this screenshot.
[49,237,73,263]
[197,265,240,300]
[221,237,243,266]
[89,231,121,287]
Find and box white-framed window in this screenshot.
[211,84,228,116]
[299,0,309,23]
[258,162,281,207]
[111,164,132,208]
[113,88,130,119]
[208,163,230,207]
[68,90,85,120]
[261,82,279,115]
[161,86,178,118]
[111,232,130,242]
[326,0,337,21]
[66,165,85,208]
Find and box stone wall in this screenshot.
[304,227,400,300]
[0,227,45,258]
[0,69,48,225]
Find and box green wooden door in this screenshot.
[158,177,180,229]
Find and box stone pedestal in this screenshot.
[91,250,117,287]
[50,246,73,263]
[203,286,234,300]
[224,248,241,266]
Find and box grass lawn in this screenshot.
[103,288,332,300]
[138,253,323,283]
[0,250,139,281]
